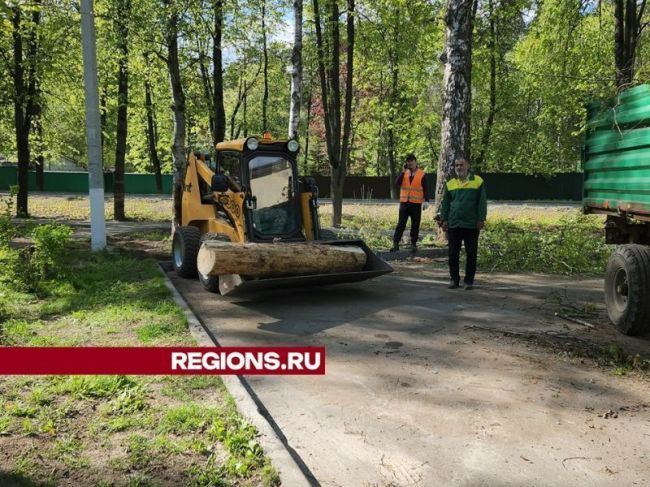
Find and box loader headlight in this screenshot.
[246,137,259,150]
[287,139,299,152]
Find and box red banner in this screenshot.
[0,347,326,375]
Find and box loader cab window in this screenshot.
[219,151,242,183]
[248,155,299,236]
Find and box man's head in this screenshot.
[454,158,469,179]
[405,154,417,171]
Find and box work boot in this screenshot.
[410,242,417,253]
[390,243,399,252]
[464,283,474,290]
[448,280,460,289]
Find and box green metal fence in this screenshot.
[0,167,173,194]
[0,165,583,201]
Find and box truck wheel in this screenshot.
[198,233,230,293]
[604,244,650,336]
[172,226,201,278]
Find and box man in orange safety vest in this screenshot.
[391,154,429,253]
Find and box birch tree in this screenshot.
[435,0,474,214]
[288,0,303,139]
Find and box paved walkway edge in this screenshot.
[157,265,313,487]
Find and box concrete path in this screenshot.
[170,263,648,487]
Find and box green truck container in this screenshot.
[583,84,650,336]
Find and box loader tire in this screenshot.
[172,226,201,278]
[198,233,229,293]
[604,244,650,336]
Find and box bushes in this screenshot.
[0,218,73,295]
[479,214,610,275]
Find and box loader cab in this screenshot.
[215,134,303,242]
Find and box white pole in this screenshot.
[80,0,106,251]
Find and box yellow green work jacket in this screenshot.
[440,174,487,229]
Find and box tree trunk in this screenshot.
[435,0,473,214]
[213,0,226,145]
[339,0,354,178]
[34,81,45,191]
[303,89,312,172]
[261,0,269,131]
[387,6,400,199]
[614,0,646,90]
[312,0,354,227]
[11,5,40,217]
[197,240,366,278]
[198,49,215,143]
[289,0,303,139]
[100,84,108,159]
[474,0,496,172]
[164,0,187,223]
[144,56,162,194]
[113,0,130,221]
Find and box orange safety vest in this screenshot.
[399,169,425,204]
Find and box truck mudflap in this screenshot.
[217,240,393,296]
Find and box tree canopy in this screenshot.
[0,0,646,182]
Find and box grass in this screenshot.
[0,240,280,486]
[4,193,171,222]
[5,192,610,275]
[319,202,610,275]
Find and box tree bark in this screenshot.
[113,0,130,221]
[213,0,226,144]
[100,84,108,160]
[11,4,40,217]
[197,240,366,278]
[474,0,496,172]
[614,0,646,90]
[144,54,162,194]
[303,89,312,172]
[34,80,45,191]
[312,0,354,226]
[261,0,269,131]
[164,0,187,223]
[435,0,474,214]
[387,8,400,199]
[289,0,303,139]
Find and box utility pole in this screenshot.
[80,0,106,250]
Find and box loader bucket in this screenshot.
[217,240,393,296]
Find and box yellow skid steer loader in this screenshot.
[172,133,392,295]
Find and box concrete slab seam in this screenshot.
[157,265,313,486]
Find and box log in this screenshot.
[197,241,367,278]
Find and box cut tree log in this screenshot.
[197,241,367,278]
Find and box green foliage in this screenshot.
[0,186,17,246]
[479,213,610,274]
[29,223,73,279]
[2,0,631,181]
[0,222,72,295]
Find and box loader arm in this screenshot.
[181,152,246,243]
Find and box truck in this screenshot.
[583,84,650,336]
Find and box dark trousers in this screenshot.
[448,227,480,284]
[393,202,422,245]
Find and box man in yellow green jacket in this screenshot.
[440,158,487,290]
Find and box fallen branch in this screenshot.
[554,312,595,329]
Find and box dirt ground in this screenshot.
[168,261,649,487]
